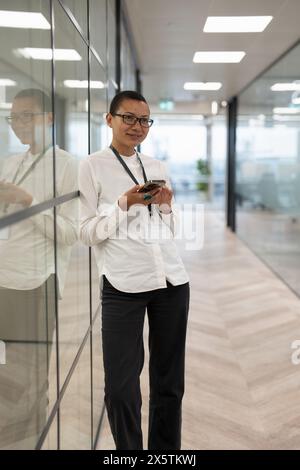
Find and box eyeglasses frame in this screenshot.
[5,112,48,125]
[112,113,154,128]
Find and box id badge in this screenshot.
[0,226,10,240]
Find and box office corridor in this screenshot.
[98,211,300,450]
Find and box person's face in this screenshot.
[106,98,151,150]
[9,97,52,145]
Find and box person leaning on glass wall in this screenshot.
[79,90,190,450]
[0,88,78,449]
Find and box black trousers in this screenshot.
[101,276,190,450]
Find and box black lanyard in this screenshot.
[110,144,152,216]
[2,146,50,214]
[11,146,50,186]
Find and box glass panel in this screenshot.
[89,0,107,67]
[236,42,300,295]
[53,0,88,386]
[89,54,107,317]
[108,78,118,105]
[92,311,104,445]
[58,236,90,385]
[89,56,106,443]
[60,337,91,449]
[211,116,226,211]
[0,209,57,449]
[0,0,53,220]
[59,0,88,39]
[107,0,116,87]
[90,55,108,154]
[54,0,88,165]
[121,23,136,90]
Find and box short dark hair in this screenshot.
[109,90,148,115]
[14,88,52,112]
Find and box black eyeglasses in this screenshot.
[5,112,47,125]
[112,113,154,128]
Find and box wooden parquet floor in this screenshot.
[98,211,300,450]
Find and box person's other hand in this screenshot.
[118,184,162,211]
[154,186,173,213]
[0,181,33,207]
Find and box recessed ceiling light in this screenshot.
[203,16,273,33]
[184,82,222,91]
[0,10,50,29]
[15,48,82,61]
[64,80,105,89]
[273,107,300,114]
[193,51,245,63]
[0,79,16,86]
[271,83,300,91]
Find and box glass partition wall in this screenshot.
[141,114,226,210]
[236,41,300,297]
[0,0,137,450]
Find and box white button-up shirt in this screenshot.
[79,147,189,293]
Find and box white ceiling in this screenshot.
[124,0,300,113]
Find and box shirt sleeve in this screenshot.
[79,158,128,246]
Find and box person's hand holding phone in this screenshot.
[118,184,162,211]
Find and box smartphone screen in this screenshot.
[138,180,166,193]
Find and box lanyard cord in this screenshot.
[10,146,50,186]
[2,146,50,214]
[110,144,152,216]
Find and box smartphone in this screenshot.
[138,180,166,193]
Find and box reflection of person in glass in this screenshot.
[0,89,78,449]
[79,91,190,450]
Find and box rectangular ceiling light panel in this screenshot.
[0,10,50,29]
[193,51,245,63]
[204,16,273,33]
[16,48,82,61]
[184,82,222,91]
